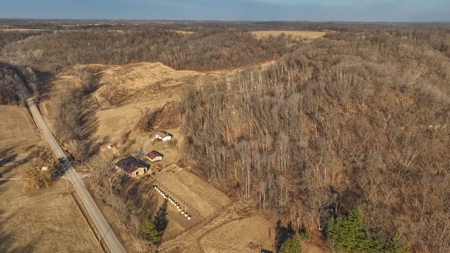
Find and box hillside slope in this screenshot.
[178,30,450,252]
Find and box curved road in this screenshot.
[15,77,126,253]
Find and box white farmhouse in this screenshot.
[155,131,173,141]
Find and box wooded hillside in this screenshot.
[178,29,450,252]
[1,28,301,72]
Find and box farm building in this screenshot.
[146,151,164,162]
[115,156,149,176]
[155,131,173,141]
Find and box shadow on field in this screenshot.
[275,220,295,253]
[154,200,169,238]
[0,209,38,252]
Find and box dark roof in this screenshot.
[146,151,164,160]
[115,156,149,174]
[155,131,172,138]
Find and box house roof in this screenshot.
[155,131,172,138]
[146,151,164,160]
[115,156,149,174]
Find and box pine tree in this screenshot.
[279,236,302,253]
[387,231,411,253]
[141,219,161,243]
[326,206,384,253]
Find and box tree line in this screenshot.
[0,63,23,105]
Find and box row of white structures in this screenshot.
[154,186,191,220]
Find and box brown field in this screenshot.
[96,62,200,95]
[154,166,231,218]
[95,100,172,141]
[200,216,275,253]
[251,30,327,39]
[174,30,194,35]
[0,180,103,253]
[0,28,45,32]
[159,202,279,253]
[149,165,231,240]
[0,106,40,148]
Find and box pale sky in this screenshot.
[0,0,448,22]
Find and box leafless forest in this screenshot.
[1,21,450,252]
[178,29,450,252]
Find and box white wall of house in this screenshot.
[133,167,147,176]
[149,156,163,162]
[161,136,172,141]
[155,133,172,141]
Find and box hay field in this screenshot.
[0,106,40,148]
[0,180,103,253]
[252,30,326,39]
[154,166,231,218]
[151,165,231,240]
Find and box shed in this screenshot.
[146,151,164,162]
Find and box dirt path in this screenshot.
[142,138,153,153]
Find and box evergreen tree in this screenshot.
[387,231,411,253]
[326,206,384,253]
[279,236,302,253]
[141,219,161,243]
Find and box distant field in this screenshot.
[0,180,102,253]
[0,106,40,148]
[174,30,194,35]
[252,30,327,39]
[0,28,45,32]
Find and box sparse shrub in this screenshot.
[21,167,51,193]
[299,230,311,242]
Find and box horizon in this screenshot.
[0,0,449,23]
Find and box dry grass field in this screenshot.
[251,30,327,39]
[0,29,45,32]
[154,166,231,218]
[95,100,171,141]
[0,180,103,253]
[174,30,194,35]
[199,216,275,253]
[95,62,201,104]
[149,165,231,241]
[0,103,102,252]
[0,106,40,148]
[158,201,284,253]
